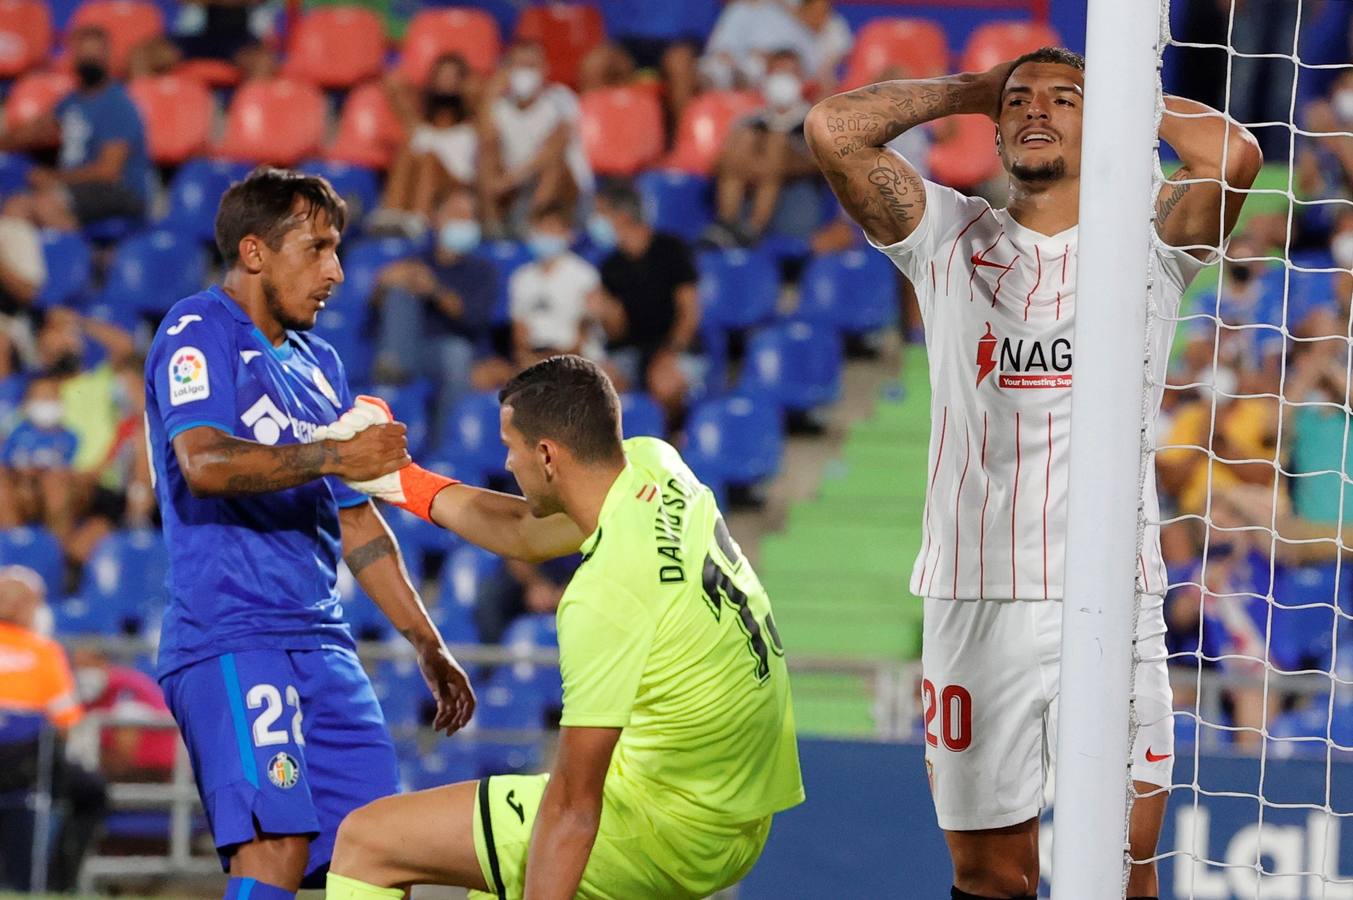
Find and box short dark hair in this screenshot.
[214,167,347,265]
[69,24,109,46]
[499,355,623,464]
[595,178,644,222]
[998,46,1086,113]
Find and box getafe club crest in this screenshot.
[267,752,301,789]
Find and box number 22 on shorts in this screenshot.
[921,679,972,752]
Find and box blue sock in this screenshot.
[224,876,296,900]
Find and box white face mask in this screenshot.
[26,399,64,429]
[509,66,543,102]
[1333,90,1353,124]
[762,71,802,110]
[1333,232,1353,271]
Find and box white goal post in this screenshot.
[1052,0,1168,895]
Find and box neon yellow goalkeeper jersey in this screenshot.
[557,437,804,825]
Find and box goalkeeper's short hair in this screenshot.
[499,355,624,465]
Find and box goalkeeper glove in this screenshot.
[316,395,458,523]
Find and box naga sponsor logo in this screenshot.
[975,322,1072,389]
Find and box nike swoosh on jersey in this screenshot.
[1144,747,1171,762]
[970,252,1014,271]
[240,350,262,364]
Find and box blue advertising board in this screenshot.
[743,739,1353,898]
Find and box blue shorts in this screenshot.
[160,646,400,884]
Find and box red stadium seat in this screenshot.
[842,18,949,90]
[129,73,212,165]
[580,86,664,176]
[283,6,387,90]
[514,3,604,89]
[4,69,75,144]
[960,21,1062,73]
[67,0,164,78]
[326,80,406,169]
[399,8,501,84]
[0,0,53,79]
[175,58,241,88]
[216,78,327,167]
[664,90,760,176]
[928,114,1000,189]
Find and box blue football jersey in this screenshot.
[146,286,368,676]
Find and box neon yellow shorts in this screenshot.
[469,774,772,900]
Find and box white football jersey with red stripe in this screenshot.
[871,178,1207,601]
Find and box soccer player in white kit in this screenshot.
[805,48,1262,900]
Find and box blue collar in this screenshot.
[208,285,295,359]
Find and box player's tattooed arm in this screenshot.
[340,501,475,734]
[805,62,1013,245]
[171,422,410,497]
[1156,95,1263,256]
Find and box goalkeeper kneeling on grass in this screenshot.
[321,355,804,900]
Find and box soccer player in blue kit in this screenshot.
[144,168,476,900]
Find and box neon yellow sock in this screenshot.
[324,872,404,900]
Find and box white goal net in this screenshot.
[1141,0,1353,896]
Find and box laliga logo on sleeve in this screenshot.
[168,347,210,406]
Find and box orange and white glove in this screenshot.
[315,395,458,523]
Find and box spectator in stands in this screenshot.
[507,205,605,371]
[0,566,107,892]
[130,0,276,80]
[581,0,715,122]
[373,187,501,431]
[700,0,821,90]
[371,54,481,238]
[1282,306,1353,529]
[480,41,594,238]
[1296,69,1353,243]
[706,49,817,246]
[796,0,853,94]
[474,557,577,645]
[0,377,78,535]
[0,196,46,378]
[0,26,150,231]
[71,647,175,782]
[64,358,155,567]
[589,180,702,419]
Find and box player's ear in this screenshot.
[238,235,266,274]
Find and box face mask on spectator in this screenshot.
[763,72,803,110]
[587,214,618,250]
[509,67,543,102]
[1334,90,1353,123]
[1333,232,1353,271]
[439,220,482,254]
[26,399,64,429]
[75,61,107,89]
[528,232,569,260]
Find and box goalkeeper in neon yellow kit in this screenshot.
[322,354,804,900]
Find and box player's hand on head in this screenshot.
[416,643,476,735]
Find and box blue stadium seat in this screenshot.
[1270,562,1348,671]
[697,247,779,332]
[472,682,545,775]
[162,159,253,244]
[619,391,665,439]
[0,526,64,600]
[741,318,844,412]
[476,240,533,324]
[0,375,26,428]
[311,299,374,388]
[384,505,458,568]
[496,614,562,708]
[436,543,499,644]
[437,391,508,479]
[72,528,169,636]
[684,392,784,486]
[800,249,900,335]
[298,159,380,225]
[371,655,430,729]
[33,230,92,309]
[402,741,480,790]
[635,170,712,241]
[372,378,433,457]
[0,153,32,197]
[94,229,208,317]
[83,216,140,245]
[339,235,421,308]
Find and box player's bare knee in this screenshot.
[332,801,388,871]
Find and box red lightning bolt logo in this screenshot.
[976,322,997,386]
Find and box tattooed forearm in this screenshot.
[178,429,340,497]
[1156,168,1193,227]
[345,534,397,576]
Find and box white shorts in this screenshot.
[920,595,1174,832]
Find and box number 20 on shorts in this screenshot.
[921,679,972,752]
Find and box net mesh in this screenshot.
[1139,0,1353,893]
